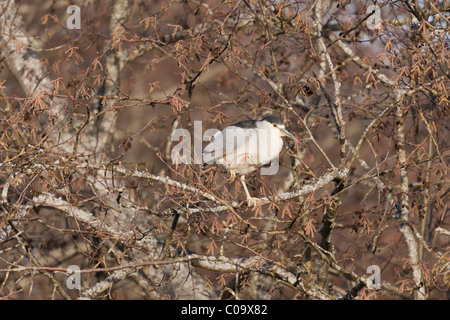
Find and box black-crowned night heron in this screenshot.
[203,116,296,206]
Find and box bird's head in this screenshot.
[261,116,297,141]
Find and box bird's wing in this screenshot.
[203,126,259,165]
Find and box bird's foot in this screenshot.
[246,196,262,207]
[227,170,236,182]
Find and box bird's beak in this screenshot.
[279,127,297,141]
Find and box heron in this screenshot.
[203,116,296,206]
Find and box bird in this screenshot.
[203,116,296,206]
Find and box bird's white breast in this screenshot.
[254,121,284,164]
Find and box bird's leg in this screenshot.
[239,175,261,207]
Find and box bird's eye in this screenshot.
[273,124,277,127]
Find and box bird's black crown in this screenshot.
[262,116,283,125]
